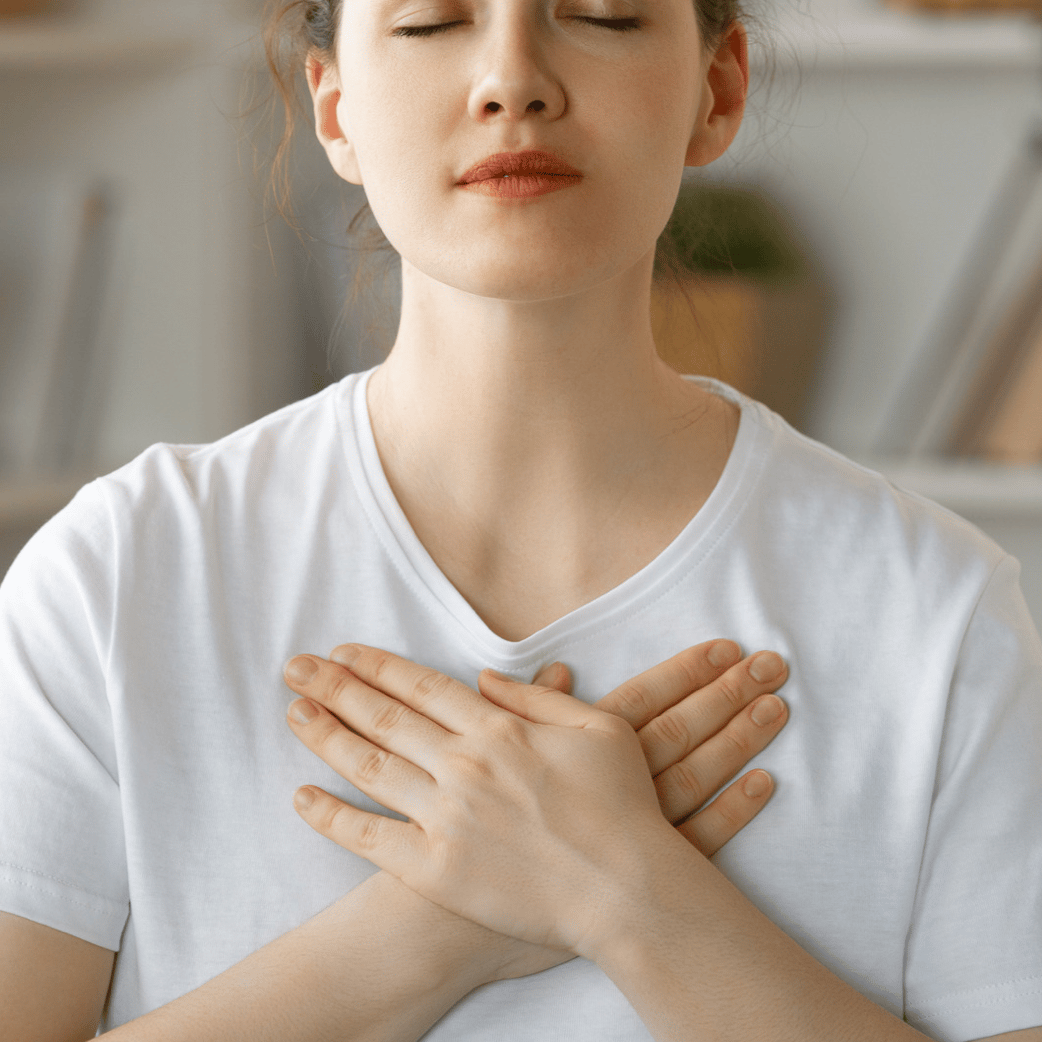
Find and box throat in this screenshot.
[366,369,740,642]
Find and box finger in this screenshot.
[476,671,611,731]
[286,694,438,820]
[293,782,423,875]
[532,661,572,694]
[655,693,787,822]
[595,640,742,729]
[638,651,788,776]
[328,644,496,733]
[284,655,449,773]
[675,769,774,858]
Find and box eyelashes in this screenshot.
[392,17,643,37]
[392,21,465,36]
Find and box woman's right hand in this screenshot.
[483,640,788,980]
[287,640,787,988]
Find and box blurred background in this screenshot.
[1,0,1041,627]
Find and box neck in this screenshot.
[369,250,717,506]
[363,251,737,623]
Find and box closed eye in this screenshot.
[392,17,643,37]
[392,21,465,36]
[576,17,642,30]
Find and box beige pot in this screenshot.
[651,272,832,432]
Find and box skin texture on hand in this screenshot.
[283,641,788,971]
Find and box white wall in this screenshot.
[716,0,1042,456]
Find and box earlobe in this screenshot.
[684,21,748,169]
[307,54,364,186]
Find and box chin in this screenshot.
[430,250,638,303]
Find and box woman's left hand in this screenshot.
[284,644,684,959]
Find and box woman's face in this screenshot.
[312,0,745,302]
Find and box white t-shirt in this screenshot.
[1,368,1041,1041]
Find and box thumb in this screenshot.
[533,661,572,694]
[477,669,602,729]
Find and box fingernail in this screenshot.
[284,656,318,684]
[289,698,319,725]
[751,694,785,726]
[484,668,516,683]
[708,641,740,667]
[749,651,784,683]
[743,770,771,798]
[294,787,315,810]
[330,645,360,668]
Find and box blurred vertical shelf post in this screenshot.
[0,2,300,577]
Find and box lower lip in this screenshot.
[459,174,583,198]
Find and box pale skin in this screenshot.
[1,641,793,1040]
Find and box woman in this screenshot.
[1,0,1041,1038]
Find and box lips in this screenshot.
[458,150,583,184]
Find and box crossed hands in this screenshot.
[283,641,787,969]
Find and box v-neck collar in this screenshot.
[337,365,769,664]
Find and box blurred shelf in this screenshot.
[0,17,263,72]
[859,456,1042,517]
[0,472,96,526]
[756,11,1042,69]
[4,11,1037,74]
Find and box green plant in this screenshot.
[654,181,807,281]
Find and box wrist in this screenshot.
[344,870,518,992]
[347,870,576,991]
[577,823,710,968]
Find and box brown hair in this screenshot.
[259,0,753,374]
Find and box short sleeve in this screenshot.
[0,480,129,950]
[904,554,1042,1041]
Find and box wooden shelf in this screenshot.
[753,11,1042,69]
[0,17,262,72]
[859,456,1042,517]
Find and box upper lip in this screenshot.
[458,150,583,184]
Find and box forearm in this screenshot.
[102,872,502,1042]
[592,829,929,1042]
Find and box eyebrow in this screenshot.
[372,0,650,10]
[373,0,436,11]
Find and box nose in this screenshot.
[467,13,566,123]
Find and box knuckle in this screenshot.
[665,759,705,805]
[647,709,690,753]
[673,650,708,692]
[717,723,752,760]
[370,699,410,738]
[487,712,526,744]
[314,793,343,832]
[327,668,358,711]
[356,812,384,853]
[413,668,454,702]
[450,750,495,784]
[356,746,390,784]
[604,713,637,739]
[310,715,346,756]
[713,673,746,713]
[611,681,656,721]
[711,795,746,832]
[366,647,394,685]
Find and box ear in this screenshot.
[306,52,363,185]
[684,21,748,168]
